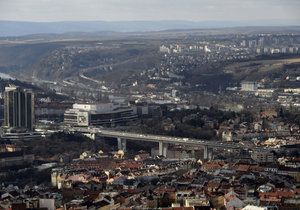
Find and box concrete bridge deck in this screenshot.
[67,127,241,159]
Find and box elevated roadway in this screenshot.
[67,127,241,159]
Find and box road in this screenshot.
[68,127,241,149]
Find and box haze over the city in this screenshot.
[0,0,300,23]
[1,0,300,37]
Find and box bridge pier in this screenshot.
[117,138,127,151]
[191,150,195,158]
[158,141,168,157]
[203,146,213,160]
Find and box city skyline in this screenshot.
[0,1,299,209]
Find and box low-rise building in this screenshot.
[64,103,137,127]
[0,145,34,168]
[241,81,258,92]
[251,149,274,163]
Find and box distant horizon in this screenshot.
[1,19,300,37]
[0,0,299,23]
[1,0,299,37]
[0,20,300,37]
[0,19,300,24]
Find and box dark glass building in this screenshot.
[3,86,35,131]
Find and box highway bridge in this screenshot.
[67,127,241,159]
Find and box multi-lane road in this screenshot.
[68,127,241,150]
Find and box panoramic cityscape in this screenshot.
[0,0,299,210]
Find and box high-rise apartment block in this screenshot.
[3,86,35,131]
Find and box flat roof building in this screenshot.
[241,81,258,92]
[64,103,137,127]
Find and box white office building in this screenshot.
[241,81,258,92]
[64,103,137,127]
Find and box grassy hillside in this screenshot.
[223,56,300,87]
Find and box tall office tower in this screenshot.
[3,85,35,131]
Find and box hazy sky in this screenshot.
[0,0,300,22]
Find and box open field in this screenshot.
[224,56,300,81]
